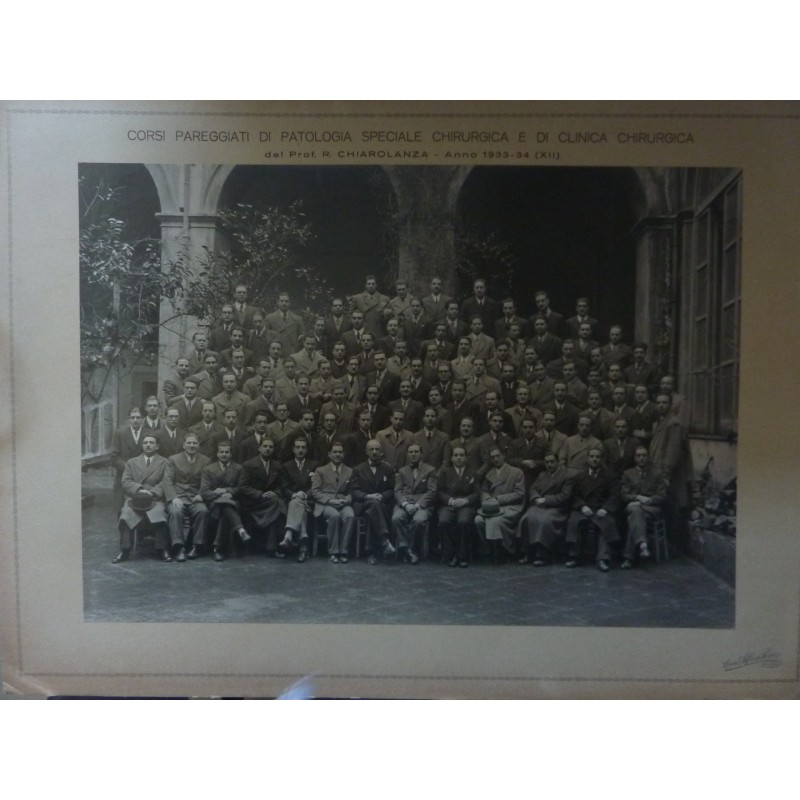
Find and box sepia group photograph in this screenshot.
[2,101,797,699]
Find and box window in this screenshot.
[82,400,116,460]
[690,174,741,435]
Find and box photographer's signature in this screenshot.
[723,648,781,672]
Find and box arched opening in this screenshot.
[455,166,643,335]
[218,165,398,300]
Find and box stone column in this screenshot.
[145,164,234,390]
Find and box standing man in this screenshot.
[110,407,146,512]
[530,290,564,337]
[212,371,250,424]
[162,357,192,406]
[232,284,260,330]
[421,276,453,325]
[459,278,501,330]
[310,441,356,563]
[323,298,351,355]
[265,292,305,355]
[350,274,390,338]
[376,409,415,471]
[189,400,225,459]
[351,439,398,565]
[156,406,185,458]
[163,432,211,562]
[414,407,451,469]
[169,378,204,429]
[115,433,171,563]
[387,278,416,321]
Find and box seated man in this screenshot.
[437,445,480,567]
[278,436,318,563]
[199,441,251,562]
[565,447,620,572]
[310,441,356,563]
[517,452,574,566]
[475,446,525,563]
[163,432,211,562]
[239,437,287,558]
[620,446,668,569]
[392,443,437,564]
[115,433,171,563]
[351,439,398,565]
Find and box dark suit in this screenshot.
[170,397,204,429]
[566,466,620,562]
[211,426,247,463]
[542,401,580,436]
[437,465,480,562]
[286,394,322,424]
[519,466,575,552]
[239,457,287,551]
[155,426,185,459]
[310,462,355,555]
[602,435,642,479]
[459,296,502,330]
[365,370,401,406]
[413,428,451,470]
[110,426,145,509]
[387,398,424,433]
[208,324,234,354]
[565,315,600,340]
[351,460,396,554]
[343,429,375,468]
[620,464,669,559]
[421,294,454,325]
[264,310,305,355]
[189,421,226,460]
[323,315,351,354]
[357,403,390,433]
[506,435,548,490]
[281,458,318,542]
[529,310,564,337]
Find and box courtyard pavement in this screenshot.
[82,472,735,628]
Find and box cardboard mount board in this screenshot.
[1,100,799,698]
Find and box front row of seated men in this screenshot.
[115,424,670,572]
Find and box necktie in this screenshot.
[413,468,418,483]
[145,456,150,467]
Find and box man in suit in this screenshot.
[507,417,548,492]
[441,300,468,345]
[620,446,669,569]
[358,385,391,433]
[141,396,162,432]
[425,386,454,438]
[273,358,302,406]
[548,339,588,382]
[602,417,641,479]
[584,389,616,442]
[156,407,185,458]
[388,379,424,434]
[200,441,250,561]
[189,353,222,400]
[365,350,401,406]
[189,401,225,459]
[386,339,412,380]
[494,298,529,341]
[609,385,636,428]
[242,359,272,401]
[323,298,351,355]
[246,311,271,362]
[286,375,322,424]
[110,407,146,511]
[115,433,171,563]
[239,410,271,464]
[208,303,236,353]
[350,274,390,338]
[530,290,564,337]
[392,443,437,564]
[376,409,415,471]
[562,362,589,409]
[450,336,477,383]
[467,316,496,363]
[186,331,219,375]
[344,409,375,468]
[433,362,455,406]
[413,407,451,470]
[244,377,277,428]
[421,276,453,325]
[565,447,620,571]
[212,371,250,424]
[163,432,211,562]
[341,356,367,405]
[265,402,301,462]
[309,358,336,403]
[459,278,501,330]
[649,393,687,483]
[340,310,368,358]
[518,451,575,566]
[401,297,429,356]
[630,384,658,446]
[565,297,601,340]
[601,324,633,370]
[475,390,504,438]
[239,437,287,557]
[278,437,318,563]
[291,335,324,379]
[319,384,358,435]
[310,440,356,562]
[558,415,603,471]
[162,356,192,407]
[503,386,543,439]
[407,357,432,403]
[386,278,416,321]
[212,408,247,463]
[446,380,478,434]
[534,410,568,460]
[438,445,480,567]
[444,416,483,474]
[226,347,256,392]
[264,292,305,356]
[476,411,513,477]
[624,343,660,394]
[475,446,525,561]
[169,378,204,429]
[420,322,456,362]
[487,340,517,382]
[377,316,402,358]
[351,439,398,565]
[231,284,261,330]
[464,358,502,407]
[543,381,580,436]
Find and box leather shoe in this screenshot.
[517,556,529,565]
[160,549,173,563]
[238,528,252,543]
[597,560,611,572]
[112,550,130,564]
[278,536,292,552]
[213,549,225,562]
[621,559,633,570]
[367,555,378,565]
[329,555,339,564]
[565,559,578,568]
[639,542,651,559]
[407,550,420,565]
[448,557,459,567]
[297,550,308,563]
[459,560,469,568]
[532,559,546,567]
[175,547,187,562]
[339,555,349,564]
[383,539,397,556]
[187,546,200,560]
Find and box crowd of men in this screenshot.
[109,277,690,572]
